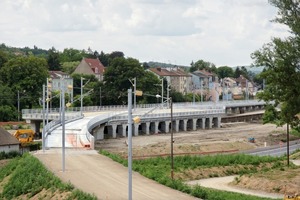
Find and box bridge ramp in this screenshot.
[46,117,93,148]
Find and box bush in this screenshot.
[0,151,21,160]
[0,153,96,200]
[191,185,208,199]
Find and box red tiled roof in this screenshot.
[84,58,105,74]
[171,69,191,77]
[193,70,215,76]
[149,67,190,77]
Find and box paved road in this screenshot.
[34,149,198,200]
[244,140,300,157]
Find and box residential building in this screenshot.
[235,75,255,98]
[0,128,20,153]
[48,71,74,102]
[73,58,105,81]
[148,67,192,95]
[191,70,219,102]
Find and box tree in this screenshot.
[103,57,145,105]
[0,50,8,69]
[190,59,216,73]
[138,71,162,104]
[98,51,109,67]
[0,85,17,121]
[47,47,61,71]
[0,55,49,108]
[251,0,300,165]
[59,48,86,63]
[217,66,234,79]
[0,105,17,121]
[61,61,80,74]
[0,85,15,107]
[109,51,124,60]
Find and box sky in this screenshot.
[0,0,290,67]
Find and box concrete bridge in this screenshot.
[22,100,266,149]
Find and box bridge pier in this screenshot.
[201,118,206,129]
[175,120,179,132]
[162,121,170,133]
[122,124,127,137]
[192,118,197,131]
[142,122,150,135]
[134,123,139,136]
[213,117,221,128]
[111,124,117,138]
[206,117,212,129]
[184,119,188,131]
[93,125,104,140]
[150,121,159,134]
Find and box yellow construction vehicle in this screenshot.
[13,129,35,146]
[284,196,300,200]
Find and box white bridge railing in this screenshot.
[22,100,265,120]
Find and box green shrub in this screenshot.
[191,185,208,199]
[0,151,21,160]
[0,153,96,200]
[67,189,97,200]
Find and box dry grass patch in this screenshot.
[233,167,300,195]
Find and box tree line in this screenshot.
[1,0,298,127]
[0,43,260,122]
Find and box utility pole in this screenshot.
[17,90,20,121]
[128,88,133,200]
[167,82,171,108]
[200,79,203,102]
[134,77,136,111]
[100,87,102,107]
[81,77,83,116]
[42,85,46,152]
[161,78,164,106]
[170,97,174,179]
[246,79,249,100]
[193,86,195,105]
[61,79,66,172]
[46,78,49,124]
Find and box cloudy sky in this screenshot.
[0,0,290,67]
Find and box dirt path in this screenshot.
[33,149,198,200]
[187,176,284,199]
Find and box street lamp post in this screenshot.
[42,85,46,152]
[128,88,133,200]
[61,78,66,172]
[170,97,174,179]
[161,78,164,106]
[46,78,51,125]
[99,87,102,107]
[200,79,203,102]
[167,82,171,108]
[17,90,20,121]
[129,78,137,111]
[80,77,84,116]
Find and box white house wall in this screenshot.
[0,145,19,153]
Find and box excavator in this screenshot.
[13,129,35,146]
